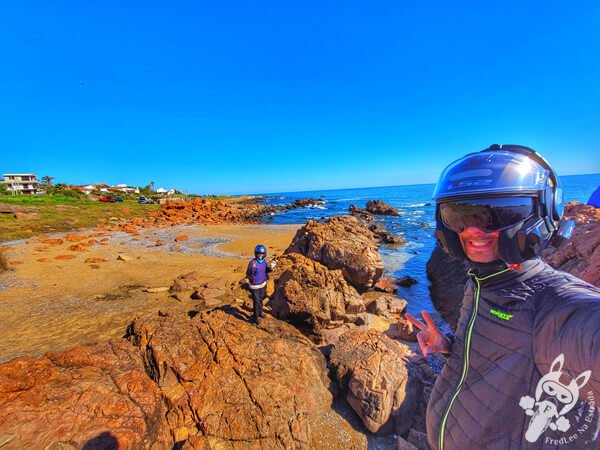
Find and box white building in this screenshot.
[2,173,39,195]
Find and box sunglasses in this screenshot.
[439,197,534,233]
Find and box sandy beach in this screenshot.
[0,223,298,363]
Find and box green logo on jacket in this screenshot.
[490,309,513,321]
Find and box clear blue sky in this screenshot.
[1,1,599,195]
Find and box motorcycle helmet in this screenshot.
[254,244,267,260]
[433,144,573,264]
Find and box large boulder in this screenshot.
[427,202,600,330]
[285,215,384,290]
[0,340,171,449]
[0,309,362,448]
[271,253,367,329]
[542,202,600,286]
[366,200,400,216]
[329,328,420,436]
[127,309,341,448]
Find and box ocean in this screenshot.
[259,173,600,319]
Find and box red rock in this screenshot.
[40,238,64,246]
[67,244,89,252]
[36,258,50,263]
[0,341,171,448]
[375,277,399,293]
[55,255,77,260]
[286,215,384,290]
[174,234,188,242]
[366,200,400,216]
[330,328,419,435]
[84,257,108,263]
[9,261,23,266]
[65,233,86,242]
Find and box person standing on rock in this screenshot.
[246,244,275,324]
[406,144,600,449]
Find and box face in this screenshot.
[257,252,265,259]
[458,227,500,263]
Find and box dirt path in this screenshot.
[0,223,298,362]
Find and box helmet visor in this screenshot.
[439,197,534,233]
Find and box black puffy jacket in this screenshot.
[426,258,600,449]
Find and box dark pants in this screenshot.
[251,286,266,321]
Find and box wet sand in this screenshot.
[0,224,298,362]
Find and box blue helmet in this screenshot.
[433,144,573,264]
[254,244,267,258]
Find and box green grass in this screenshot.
[0,197,159,243]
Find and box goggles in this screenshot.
[439,197,534,233]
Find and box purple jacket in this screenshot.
[246,258,268,287]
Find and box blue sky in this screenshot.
[1,1,599,195]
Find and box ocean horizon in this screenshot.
[259,173,600,322]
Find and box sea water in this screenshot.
[260,173,600,317]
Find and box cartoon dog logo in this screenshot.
[520,354,591,443]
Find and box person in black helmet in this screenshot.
[406,145,600,449]
[246,244,275,324]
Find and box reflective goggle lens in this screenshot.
[440,197,534,233]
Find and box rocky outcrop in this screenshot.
[366,294,407,320]
[369,223,406,245]
[0,309,351,448]
[329,329,420,435]
[271,253,367,329]
[542,202,600,286]
[427,202,600,329]
[0,340,171,449]
[285,215,384,290]
[127,309,339,448]
[366,200,400,216]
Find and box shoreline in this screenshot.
[0,223,299,362]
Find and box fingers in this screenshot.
[416,333,431,357]
[405,313,426,331]
[422,311,438,330]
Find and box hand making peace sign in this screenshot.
[405,310,452,357]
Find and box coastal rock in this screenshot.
[169,271,199,302]
[349,205,374,222]
[0,341,170,449]
[385,315,419,342]
[271,253,367,329]
[127,309,338,448]
[396,275,418,287]
[542,202,600,286]
[366,200,400,216]
[374,276,399,293]
[369,223,406,245]
[427,202,600,329]
[330,328,419,435]
[366,295,408,319]
[285,215,384,290]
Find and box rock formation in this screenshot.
[270,253,367,329]
[0,309,353,449]
[366,200,400,216]
[329,328,420,435]
[285,215,384,290]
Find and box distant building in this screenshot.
[2,173,39,195]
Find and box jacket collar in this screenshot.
[467,258,544,287]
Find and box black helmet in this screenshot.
[433,144,573,264]
[254,244,267,259]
